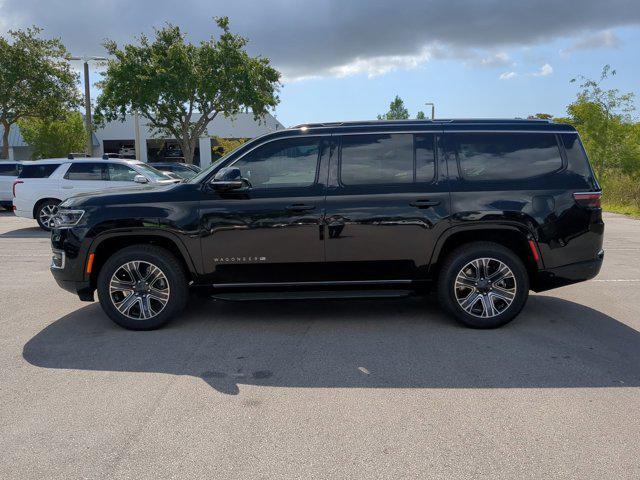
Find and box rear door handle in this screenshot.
[286,203,316,212]
[410,199,441,208]
[62,186,74,190]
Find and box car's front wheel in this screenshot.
[35,199,61,230]
[97,245,188,330]
[437,242,529,328]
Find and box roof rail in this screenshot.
[292,118,554,129]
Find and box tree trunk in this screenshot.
[1,120,10,160]
[178,134,199,165]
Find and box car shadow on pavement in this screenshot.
[23,295,640,395]
[0,226,48,238]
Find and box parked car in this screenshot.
[49,119,603,330]
[152,162,201,180]
[0,161,22,210]
[13,158,177,230]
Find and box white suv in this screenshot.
[13,158,177,230]
[0,161,22,210]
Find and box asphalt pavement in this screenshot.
[0,210,639,479]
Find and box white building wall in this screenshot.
[94,112,283,162]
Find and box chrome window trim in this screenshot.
[204,130,572,183]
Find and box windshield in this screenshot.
[133,163,172,181]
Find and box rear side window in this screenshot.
[452,133,562,181]
[0,163,20,176]
[64,163,107,180]
[561,133,599,189]
[18,164,60,179]
[340,133,436,185]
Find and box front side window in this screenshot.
[64,163,106,180]
[340,134,413,185]
[453,133,562,181]
[132,163,171,181]
[233,138,320,189]
[107,163,138,181]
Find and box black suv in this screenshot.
[50,119,604,330]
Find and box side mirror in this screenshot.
[210,167,251,191]
[134,174,149,184]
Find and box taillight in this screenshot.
[12,180,23,197]
[573,191,601,208]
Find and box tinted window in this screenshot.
[415,134,436,182]
[0,163,20,176]
[340,134,414,185]
[233,138,320,189]
[18,164,60,179]
[561,133,598,188]
[107,163,138,181]
[453,133,562,181]
[64,163,106,180]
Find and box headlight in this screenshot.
[51,209,85,229]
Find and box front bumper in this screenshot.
[532,250,604,292]
[50,230,95,301]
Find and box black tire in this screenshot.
[437,241,529,328]
[97,245,188,330]
[35,199,61,231]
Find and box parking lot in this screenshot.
[0,210,639,479]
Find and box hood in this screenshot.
[59,182,183,208]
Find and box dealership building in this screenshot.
[0,112,284,166]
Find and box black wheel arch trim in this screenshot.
[428,222,543,272]
[86,228,200,281]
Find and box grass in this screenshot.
[599,171,640,219]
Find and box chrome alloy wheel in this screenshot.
[109,261,170,320]
[39,204,59,228]
[454,257,517,318]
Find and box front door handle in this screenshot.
[286,203,316,212]
[410,199,441,208]
[62,186,74,190]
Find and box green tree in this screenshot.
[211,136,247,159]
[0,27,80,159]
[95,17,281,164]
[377,95,409,120]
[18,111,86,159]
[416,110,426,120]
[567,65,638,178]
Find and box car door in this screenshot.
[324,131,451,280]
[60,162,110,197]
[199,136,330,283]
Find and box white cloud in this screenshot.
[477,52,514,68]
[499,71,518,80]
[499,63,552,80]
[531,63,553,77]
[560,30,621,56]
[285,48,432,82]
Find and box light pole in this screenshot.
[68,56,107,156]
[424,102,435,120]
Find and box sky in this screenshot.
[1,0,640,127]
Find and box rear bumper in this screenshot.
[532,250,604,292]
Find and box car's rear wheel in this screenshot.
[35,199,61,230]
[437,242,529,328]
[97,245,188,330]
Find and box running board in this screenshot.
[211,289,413,301]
